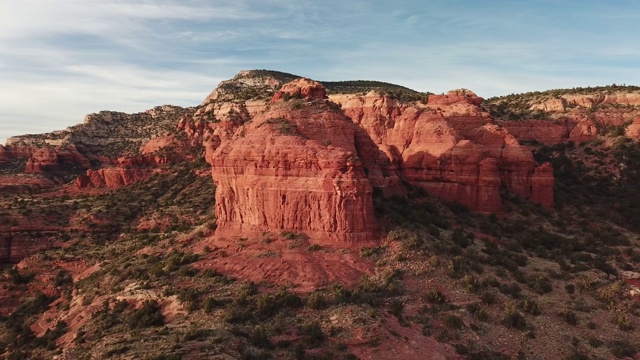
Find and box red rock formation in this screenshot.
[74,133,199,189]
[429,89,483,107]
[272,78,327,102]
[23,146,91,173]
[568,118,599,143]
[210,98,380,244]
[497,117,601,145]
[4,73,559,250]
[531,162,554,208]
[625,117,640,139]
[330,90,553,212]
[24,147,57,173]
[74,147,172,189]
[76,167,153,189]
[202,70,283,103]
[141,136,176,155]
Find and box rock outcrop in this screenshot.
[203,70,298,103]
[0,145,8,164]
[496,89,640,144]
[625,117,640,140]
[75,135,188,189]
[271,78,328,102]
[531,92,640,113]
[76,167,154,189]
[23,146,91,173]
[330,90,552,213]
[210,82,382,243]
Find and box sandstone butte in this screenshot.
[0,73,562,246]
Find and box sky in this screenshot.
[1,0,640,144]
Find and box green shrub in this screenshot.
[204,297,226,313]
[466,303,489,322]
[53,269,73,287]
[425,290,446,304]
[452,228,471,248]
[499,283,522,299]
[300,321,324,347]
[129,300,164,328]
[613,307,634,331]
[447,257,467,279]
[359,246,386,258]
[306,292,326,310]
[558,309,578,326]
[7,267,35,285]
[530,275,553,294]
[564,283,575,294]
[480,291,496,305]
[442,314,464,329]
[249,325,273,349]
[389,299,404,319]
[608,340,637,359]
[503,304,527,329]
[461,274,481,293]
[519,299,541,316]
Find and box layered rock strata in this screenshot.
[330,89,553,212]
[496,91,640,144]
[209,80,382,243]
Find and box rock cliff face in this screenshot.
[497,117,605,145]
[208,80,382,243]
[202,70,299,103]
[330,90,552,213]
[1,106,194,192]
[530,162,554,207]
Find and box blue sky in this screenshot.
[2,0,639,144]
